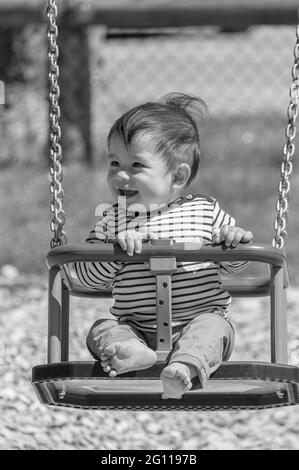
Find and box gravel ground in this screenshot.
[0,265,299,450]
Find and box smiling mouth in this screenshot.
[118,189,139,198]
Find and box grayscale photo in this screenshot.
[0,0,299,453]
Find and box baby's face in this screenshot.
[107,132,175,212]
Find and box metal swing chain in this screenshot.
[45,1,298,250]
[273,21,299,249]
[47,0,67,248]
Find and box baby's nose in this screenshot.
[117,170,130,181]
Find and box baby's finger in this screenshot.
[117,239,127,251]
[240,230,253,244]
[126,236,135,256]
[223,227,238,246]
[212,228,221,243]
[116,233,127,252]
[230,228,246,247]
[134,236,143,254]
[219,225,230,242]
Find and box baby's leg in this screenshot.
[87,318,157,377]
[161,312,235,399]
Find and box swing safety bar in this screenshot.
[46,241,288,271]
[31,241,299,411]
[45,241,289,366]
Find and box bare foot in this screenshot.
[160,362,198,399]
[100,339,157,377]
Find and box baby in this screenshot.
[74,93,253,399]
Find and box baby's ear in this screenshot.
[172,163,191,188]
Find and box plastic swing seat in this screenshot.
[32,241,299,411]
[37,0,299,411]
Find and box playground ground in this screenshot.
[0,268,299,450]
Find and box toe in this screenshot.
[183,377,191,385]
[103,344,117,357]
[103,365,111,373]
[101,359,110,368]
[161,365,177,379]
[109,369,117,378]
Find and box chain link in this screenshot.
[273,20,299,249]
[46,0,297,250]
[47,0,67,248]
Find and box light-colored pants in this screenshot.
[86,311,235,386]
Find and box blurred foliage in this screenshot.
[0,24,46,166]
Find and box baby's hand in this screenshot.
[116,229,158,256]
[212,225,253,247]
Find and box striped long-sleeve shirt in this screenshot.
[73,194,249,332]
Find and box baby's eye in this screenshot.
[132,162,145,168]
[110,160,119,167]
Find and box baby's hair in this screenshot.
[107,93,208,186]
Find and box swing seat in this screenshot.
[32,361,299,410]
[40,1,299,412]
[32,241,299,411]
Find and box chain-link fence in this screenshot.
[89,26,295,147]
[0,23,297,166]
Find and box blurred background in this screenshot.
[0,0,298,279]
